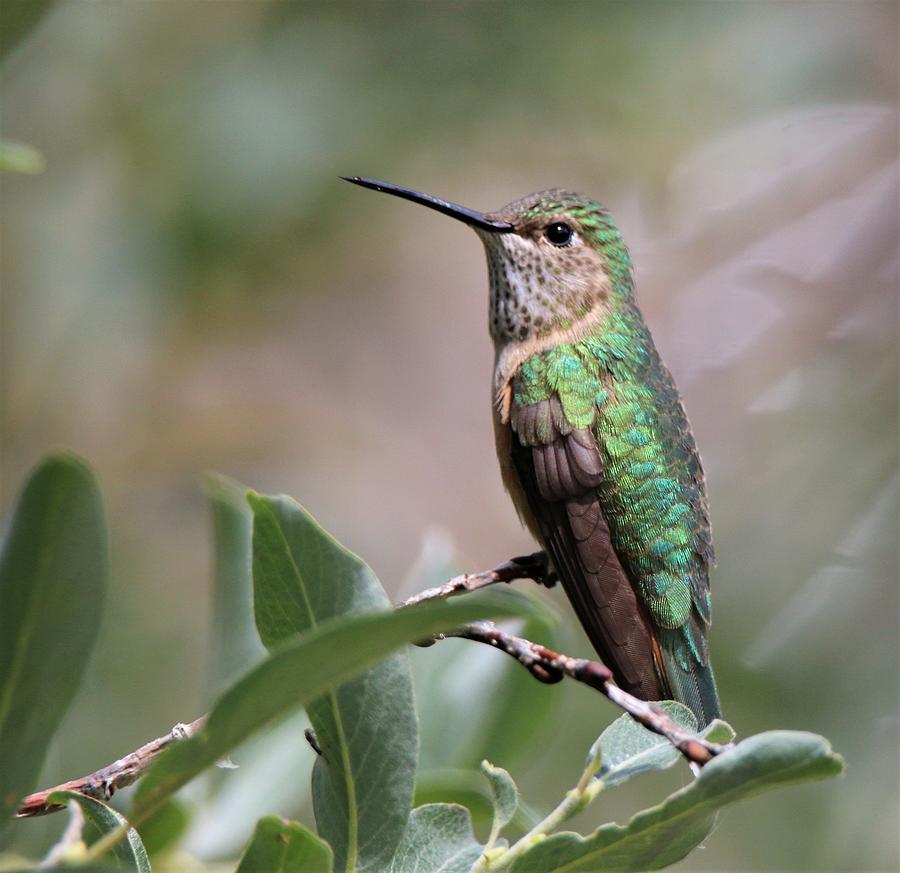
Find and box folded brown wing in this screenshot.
[509,398,669,702]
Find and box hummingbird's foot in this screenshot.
[397,550,556,610]
[497,551,557,588]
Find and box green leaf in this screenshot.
[236,816,332,873]
[388,804,483,873]
[508,730,844,872]
[415,769,543,835]
[132,795,190,858]
[590,701,697,787]
[205,474,262,696]
[0,0,57,60]
[482,761,518,847]
[0,139,45,174]
[0,454,108,830]
[250,492,417,873]
[47,791,150,872]
[133,590,522,832]
[701,718,736,745]
[415,769,495,835]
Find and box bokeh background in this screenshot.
[2,2,897,871]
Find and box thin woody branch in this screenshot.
[446,622,726,764]
[17,717,207,818]
[17,552,724,819]
[399,550,556,608]
[399,552,728,766]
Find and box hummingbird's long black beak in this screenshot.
[341,176,514,233]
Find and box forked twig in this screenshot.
[17,552,725,819]
[398,552,727,766]
[435,624,724,765]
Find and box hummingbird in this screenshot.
[343,177,721,726]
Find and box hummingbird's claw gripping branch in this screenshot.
[398,551,554,609]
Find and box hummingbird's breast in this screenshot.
[479,232,600,347]
[481,232,549,343]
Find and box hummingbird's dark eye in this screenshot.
[544,222,573,246]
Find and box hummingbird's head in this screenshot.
[477,189,632,346]
[342,178,632,348]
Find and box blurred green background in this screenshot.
[2,2,897,871]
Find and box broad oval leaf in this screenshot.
[132,590,522,830]
[47,790,150,873]
[0,455,108,829]
[236,816,332,873]
[508,730,844,872]
[250,493,417,873]
[590,701,697,788]
[388,804,483,873]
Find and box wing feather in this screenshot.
[504,330,721,725]
[509,416,668,702]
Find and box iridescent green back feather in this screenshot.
[510,199,720,722]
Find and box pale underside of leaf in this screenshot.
[593,701,697,787]
[388,804,483,873]
[482,760,518,847]
[508,731,844,873]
